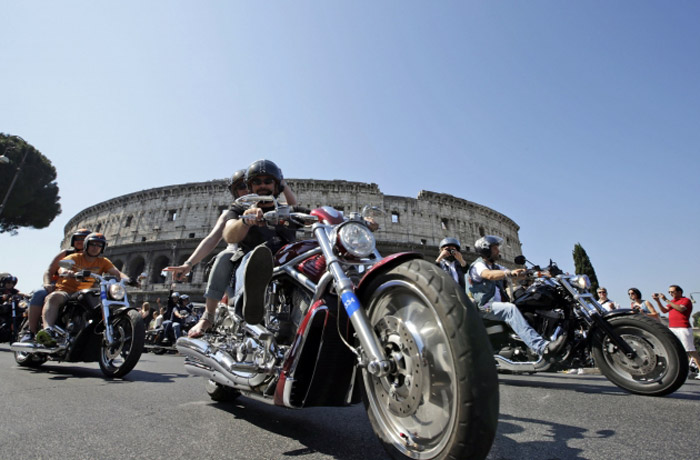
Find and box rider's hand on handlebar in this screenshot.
[243,207,265,227]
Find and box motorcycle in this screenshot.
[145,305,202,354]
[0,293,28,343]
[177,195,499,460]
[485,255,688,396]
[10,260,145,378]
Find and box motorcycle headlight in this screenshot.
[572,275,591,290]
[108,280,126,301]
[335,222,376,258]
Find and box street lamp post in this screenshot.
[0,136,29,219]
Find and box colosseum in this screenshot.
[63,179,523,303]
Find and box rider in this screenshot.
[220,159,298,326]
[161,291,182,344]
[35,232,130,348]
[0,274,22,302]
[435,237,467,290]
[22,229,92,342]
[165,169,297,338]
[468,235,565,357]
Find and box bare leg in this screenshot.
[42,292,65,329]
[187,297,217,338]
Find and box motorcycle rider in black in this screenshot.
[468,235,565,357]
[221,159,297,325]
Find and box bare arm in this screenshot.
[479,268,526,281]
[44,250,69,286]
[281,180,298,206]
[223,208,262,244]
[164,212,229,279]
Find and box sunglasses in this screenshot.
[598,291,607,294]
[251,178,275,186]
[233,183,248,191]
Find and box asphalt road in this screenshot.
[1,344,699,460]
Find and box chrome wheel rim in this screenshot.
[364,280,457,459]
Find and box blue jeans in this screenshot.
[482,302,548,355]
[203,248,238,301]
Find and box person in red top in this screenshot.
[653,285,700,379]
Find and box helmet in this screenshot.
[171,292,180,299]
[228,169,248,197]
[439,237,461,251]
[475,235,503,259]
[83,232,107,255]
[70,228,92,247]
[180,294,190,302]
[245,159,283,196]
[0,274,17,287]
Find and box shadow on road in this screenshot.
[211,398,389,460]
[12,361,189,383]
[490,413,615,460]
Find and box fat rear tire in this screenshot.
[593,315,688,396]
[361,258,499,460]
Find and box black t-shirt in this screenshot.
[229,203,298,255]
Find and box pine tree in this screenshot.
[572,243,600,294]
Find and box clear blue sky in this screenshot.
[2,2,699,309]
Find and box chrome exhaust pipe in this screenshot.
[10,342,68,354]
[176,337,268,389]
[494,354,550,372]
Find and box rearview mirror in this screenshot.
[58,259,76,270]
[514,255,526,265]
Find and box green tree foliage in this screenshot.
[0,134,61,234]
[572,243,600,294]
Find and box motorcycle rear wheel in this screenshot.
[361,258,499,460]
[13,320,47,368]
[593,315,688,396]
[99,309,145,378]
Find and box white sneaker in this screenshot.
[694,374,700,380]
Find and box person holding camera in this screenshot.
[652,286,700,379]
[435,237,468,290]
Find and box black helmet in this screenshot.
[439,237,461,251]
[228,169,247,197]
[246,159,283,196]
[84,232,107,255]
[475,235,503,259]
[70,228,92,247]
[0,273,17,287]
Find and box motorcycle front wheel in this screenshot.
[593,315,688,396]
[99,309,145,378]
[361,258,499,460]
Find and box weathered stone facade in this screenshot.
[63,179,522,303]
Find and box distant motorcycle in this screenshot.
[145,306,201,354]
[0,294,28,343]
[177,195,499,460]
[485,256,688,396]
[11,261,144,378]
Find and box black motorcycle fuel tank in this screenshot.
[514,285,560,311]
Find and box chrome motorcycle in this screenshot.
[177,195,499,460]
[486,256,688,396]
[11,261,144,378]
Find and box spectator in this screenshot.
[597,287,617,311]
[435,237,467,290]
[140,302,152,329]
[653,285,700,379]
[628,288,660,321]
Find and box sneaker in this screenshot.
[694,374,700,380]
[19,331,34,343]
[242,245,273,325]
[35,328,59,347]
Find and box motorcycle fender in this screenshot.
[589,308,638,342]
[355,252,423,300]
